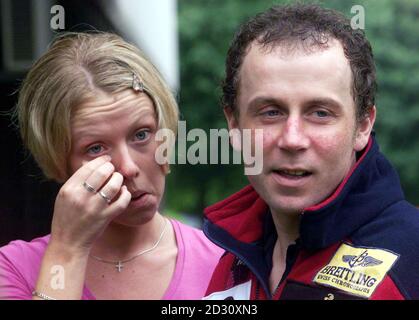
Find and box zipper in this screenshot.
[204,227,272,299]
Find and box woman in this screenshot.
[0,32,223,300]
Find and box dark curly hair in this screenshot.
[222,3,376,121]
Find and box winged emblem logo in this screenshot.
[342,250,383,268]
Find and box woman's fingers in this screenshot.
[83,161,115,194]
[68,155,112,185]
[107,185,132,219]
[96,172,124,205]
[71,157,130,216]
[51,157,132,252]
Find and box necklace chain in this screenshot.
[90,218,168,272]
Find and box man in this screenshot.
[203,3,419,300]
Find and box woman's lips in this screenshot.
[130,191,147,200]
[129,191,153,208]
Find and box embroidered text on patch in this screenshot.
[313,243,399,298]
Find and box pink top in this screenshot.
[0,219,223,300]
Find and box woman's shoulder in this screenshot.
[170,218,224,256]
[0,235,50,299]
[0,234,50,264]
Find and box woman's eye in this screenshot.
[87,145,103,155]
[135,129,150,141]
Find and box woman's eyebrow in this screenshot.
[72,112,156,141]
[72,130,104,146]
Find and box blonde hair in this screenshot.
[16,32,179,182]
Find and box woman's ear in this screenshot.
[354,105,376,151]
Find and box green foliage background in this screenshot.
[165,0,419,218]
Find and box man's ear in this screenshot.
[224,106,241,151]
[223,106,238,130]
[354,105,376,151]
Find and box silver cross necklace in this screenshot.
[90,218,168,272]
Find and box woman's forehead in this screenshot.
[71,90,156,131]
[73,90,154,118]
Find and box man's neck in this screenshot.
[269,209,301,293]
[271,209,300,248]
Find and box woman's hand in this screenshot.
[49,155,132,255]
[33,155,131,300]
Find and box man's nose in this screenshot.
[277,115,310,152]
[111,145,140,179]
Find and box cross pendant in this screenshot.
[116,261,123,272]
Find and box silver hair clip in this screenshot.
[132,73,145,92]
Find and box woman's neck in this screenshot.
[90,213,167,260]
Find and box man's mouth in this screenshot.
[274,169,313,179]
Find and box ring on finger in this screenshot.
[83,181,97,194]
[98,190,112,204]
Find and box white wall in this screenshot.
[103,0,179,91]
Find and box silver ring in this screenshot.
[98,190,112,204]
[83,181,97,194]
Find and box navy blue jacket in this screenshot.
[204,135,419,300]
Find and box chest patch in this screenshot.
[313,243,399,298]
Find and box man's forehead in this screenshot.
[240,38,351,87]
[252,33,335,57]
[235,38,354,114]
[245,37,347,63]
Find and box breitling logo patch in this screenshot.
[342,250,383,269]
[313,243,399,298]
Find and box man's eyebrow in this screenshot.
[247,96,287,113]
[246,96,345,114]
[303,97,343,110]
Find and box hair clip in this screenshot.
[132,73,144,92]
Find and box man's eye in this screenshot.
[87,145,103,155]
[263,110,279,117]
[135,129,150,141]
[314,110,330,118]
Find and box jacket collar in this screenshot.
[204,134,405,257]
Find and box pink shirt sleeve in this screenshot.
[0,236,49,300]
